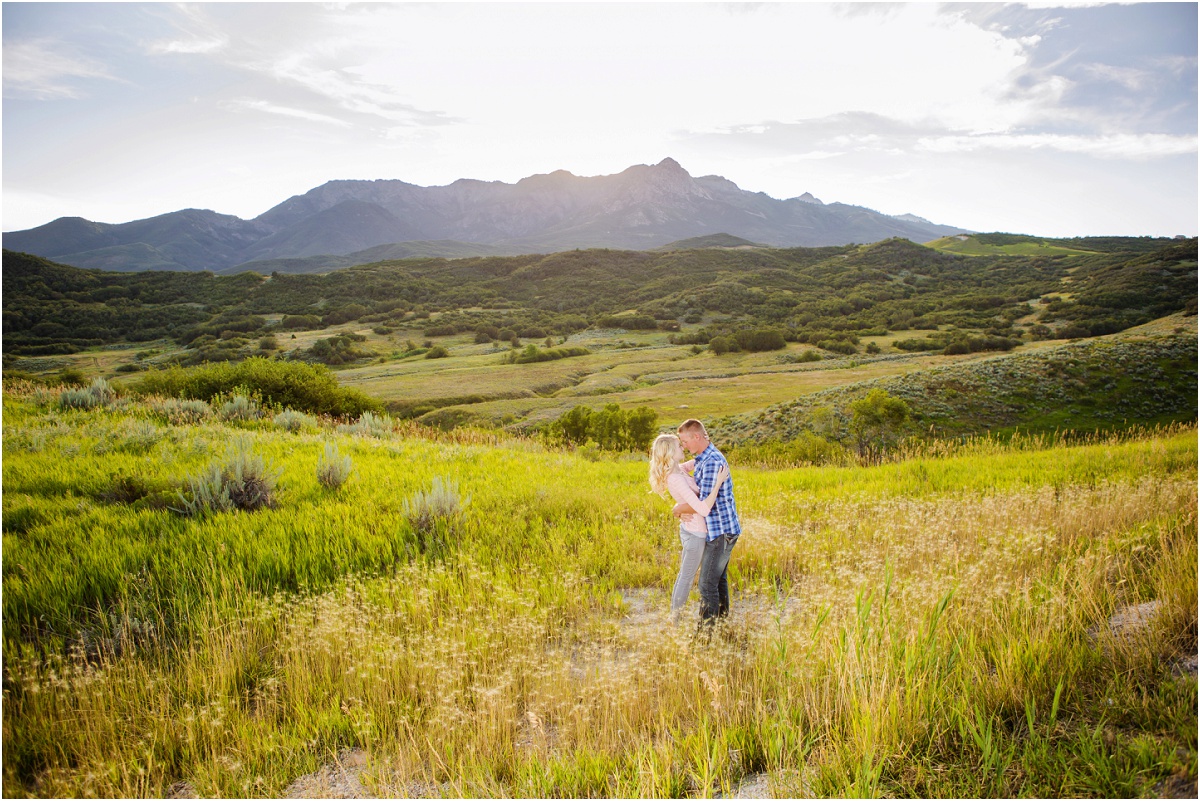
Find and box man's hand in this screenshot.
[672,501,694,517]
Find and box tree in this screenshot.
[558,405,593,446]
[624,406,659,451]
[591,403,625,451]
[849,389,910,463]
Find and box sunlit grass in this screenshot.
[2,387,1195,797]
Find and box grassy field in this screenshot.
[926,236,1100,258]
[23,294,1197,442]
[2,384,1195,797]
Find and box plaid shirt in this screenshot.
[693,444,741,540]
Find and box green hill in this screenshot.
[8,238,1195,361]
[927,232,1178,258]
[714,333,1198,446]
[654,233,765,250]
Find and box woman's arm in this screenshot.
[670,466,729,517]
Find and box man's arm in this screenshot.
[693,457,714,497]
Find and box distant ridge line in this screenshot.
[3,158,970,273]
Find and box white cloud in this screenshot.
[149,36,227,55]
[1079,63,1152,91]
[2,39,117,99]
[2,1,1194,236]
[916,132,1197,159]
[222,99,354,128]
[145,2,228,56]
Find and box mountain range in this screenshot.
[3,158,969,274]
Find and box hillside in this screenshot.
[654,233,765,251]
[221,240,519,275]
[4,237,1194,362]
[711,332,1198,447]
[2,159,968,271]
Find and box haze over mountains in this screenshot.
[3,158,969,274]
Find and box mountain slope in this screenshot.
[711,334,1198,446]
[3,159,969,271]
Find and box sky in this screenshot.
[2,1,1197,238]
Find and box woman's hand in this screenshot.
[713,466,730,487]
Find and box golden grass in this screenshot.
[3,392,1195,797]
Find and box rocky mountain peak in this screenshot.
[3,159,971,271]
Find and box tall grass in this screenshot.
[2,386,1195,797]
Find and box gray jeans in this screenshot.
[671,525,707,612]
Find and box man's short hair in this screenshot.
[677,418,707,436]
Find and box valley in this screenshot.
[2,232,1196,798]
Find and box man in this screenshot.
[675,418,741,623]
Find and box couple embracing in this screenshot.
[648,419,742,624]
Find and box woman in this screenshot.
[648,433,730,616]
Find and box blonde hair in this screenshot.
[677,418,707,436]
[648,433,682,498]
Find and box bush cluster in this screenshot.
[274,409,317,432]
[306,333,370,365]
[337,411,392,438]
[402,476,469,558]
[148,397,211,425]
[176,440,280,515]
[132,358,381,418]
[59,378,115,410]
[316,443,352,489]
[501,344,591,364]
[550,403,659,451]
[595,314,658,330]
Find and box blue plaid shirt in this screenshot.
[693,444,741,540]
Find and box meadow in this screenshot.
[2,383,1195,798]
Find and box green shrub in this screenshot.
[219,394,260,422]
[279,314,323,331]
[131,358,381,418]
[850,388,911,463]
[59,378,115,410]
[709,336,737,355]
[307,334,370,365]
[728,431,847,467]
[118,419,161,452]
[338,411,392,438]
[56,368,88,386]
[149,398,211,425]
[402,476,470,557]
[894,338,943,352]
[176,464,234,516]
[274,409,317,432]
[316,443,352,489]
[549,403,658,451]
[818,340,858,355]
[176,440,279,515]
[735,328,787,352]
[425,346,450,359]
[501,345,590,364]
